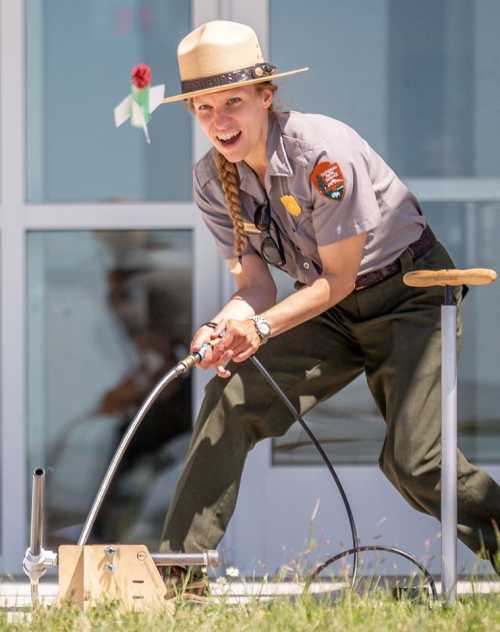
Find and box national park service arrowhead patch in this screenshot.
[310,161,345,201]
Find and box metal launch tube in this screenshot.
[30,468,46,558]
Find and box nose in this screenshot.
[213,107,231,130]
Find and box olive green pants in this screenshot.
[160,240,500,560]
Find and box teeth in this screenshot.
[216,131,240,141]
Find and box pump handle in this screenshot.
[403,268,497,288]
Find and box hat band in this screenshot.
[181,62,277,94]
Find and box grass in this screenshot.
[1,588,499,631]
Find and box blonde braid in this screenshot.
[213,151,247,257]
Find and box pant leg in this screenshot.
[160,311,364,554]
[357,241,500,558]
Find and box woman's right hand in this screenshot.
[191,323,231,376]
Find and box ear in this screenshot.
[261,87,274,110]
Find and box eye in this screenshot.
[197,103,212,112]
[227,97,242,106]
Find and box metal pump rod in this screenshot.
[402,268,497,605]
[441,287,457,605]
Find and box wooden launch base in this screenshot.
[57,544,167,610]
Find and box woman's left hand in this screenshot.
[211,318,261,378]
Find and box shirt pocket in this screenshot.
[287,202,316,250]
[278,188,311,229]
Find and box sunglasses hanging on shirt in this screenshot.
[253,201,287,267]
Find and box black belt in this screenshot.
[354,225,435,291]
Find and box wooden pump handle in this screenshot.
[403,268,497,288]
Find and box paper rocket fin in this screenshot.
[131,99,151,144]
[114,94,132,127]
[148,84,165,114]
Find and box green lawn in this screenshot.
[2,590,500,632]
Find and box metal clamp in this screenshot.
[23,546,58,583]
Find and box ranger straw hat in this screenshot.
[162,20,308,104]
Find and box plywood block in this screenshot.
[57,544,167,611]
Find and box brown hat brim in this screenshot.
[161,67,309,105]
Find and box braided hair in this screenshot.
[213,151,247,257]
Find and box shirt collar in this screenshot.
[236,161,258,197]
[236,112,293,197]
[266,112,294,178]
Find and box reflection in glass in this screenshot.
[26,0,192,202]
[270,0,500,177]
[273,203,500,465]
[27,230,192,547]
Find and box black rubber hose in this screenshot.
[249,355,437,599]
[250,356,359,585]
[309,545,438,600]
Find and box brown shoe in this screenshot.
[159,565,210,602]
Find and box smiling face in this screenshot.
[192,85,274,165]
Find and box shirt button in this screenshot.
[303,262,310,270]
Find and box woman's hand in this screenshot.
[190,324,221,363]
[190,322,238,378]
[192,319,261,379]
[210,318,261,378]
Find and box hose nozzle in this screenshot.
[175,339,222,374]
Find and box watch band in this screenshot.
[251,315,271,344]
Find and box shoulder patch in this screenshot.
[310,161,345,201]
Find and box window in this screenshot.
[27,229,193,546]
[26,0,192,202]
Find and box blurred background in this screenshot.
[0,0,498,576]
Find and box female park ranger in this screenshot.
[158,20,500,584]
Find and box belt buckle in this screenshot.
[355,270,380,291]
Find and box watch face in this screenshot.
[258,321,271,337]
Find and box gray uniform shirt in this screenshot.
[193,110,426,285]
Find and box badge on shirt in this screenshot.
[280,195,302,217]
[242,222,261,234]
[310,161,345,201]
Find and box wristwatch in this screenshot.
[251,315,272,344]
